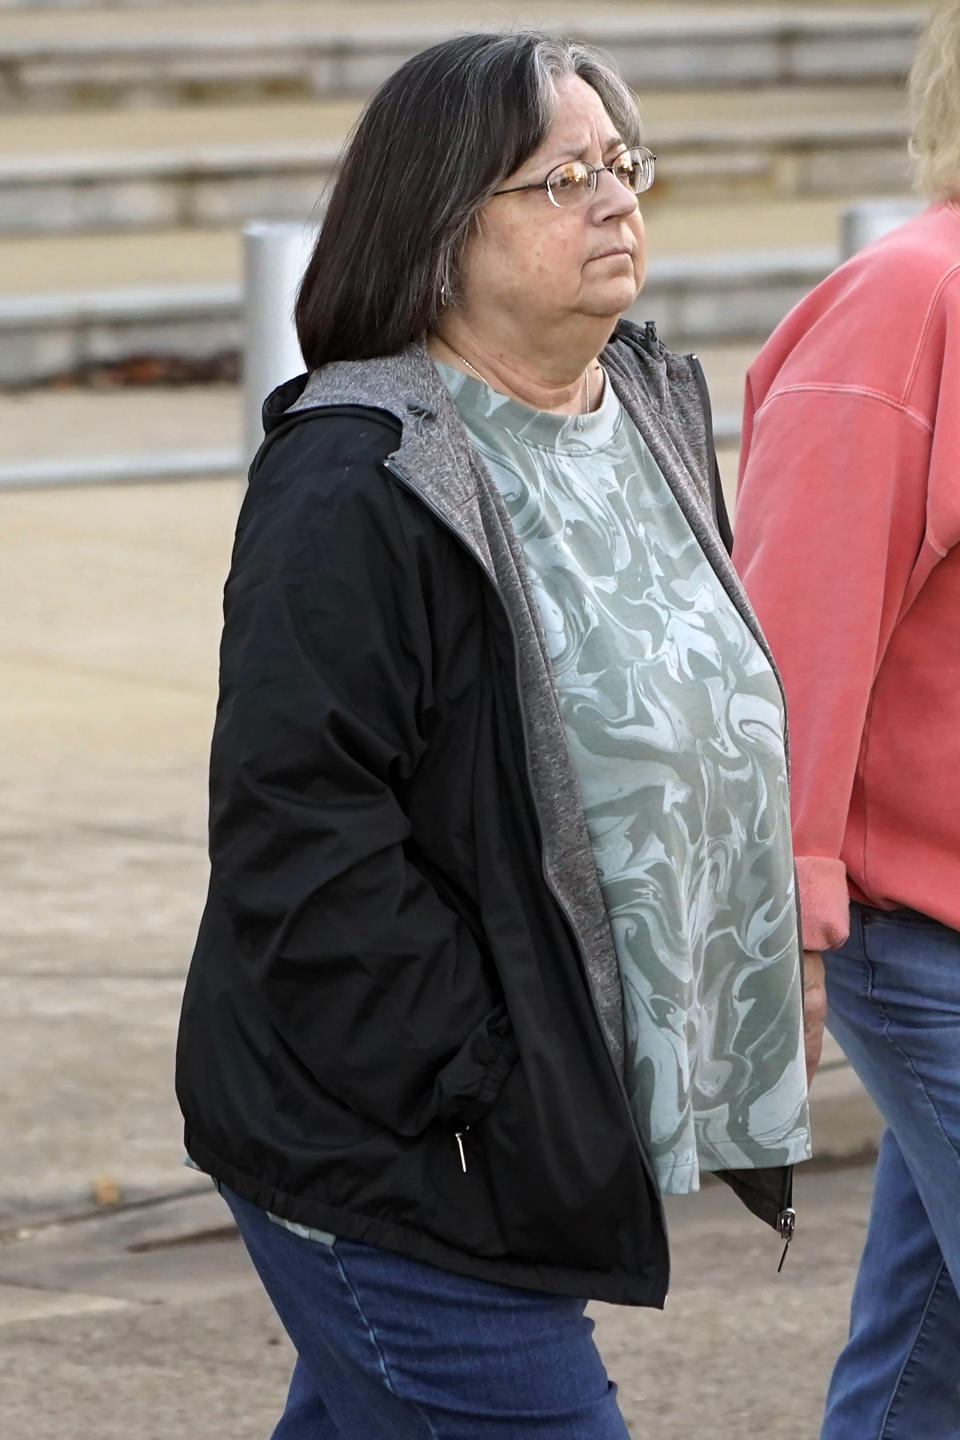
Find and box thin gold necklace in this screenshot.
[453,351,591,415]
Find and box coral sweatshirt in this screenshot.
[733,201,960,951]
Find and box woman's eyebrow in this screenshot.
[531,134,626,176]
[565,135,626,162]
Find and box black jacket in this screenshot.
[176,325,793,1307]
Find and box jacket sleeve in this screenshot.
[207,424,516,1138]
[733,381,930,951]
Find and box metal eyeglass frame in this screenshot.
[491,147,657,209]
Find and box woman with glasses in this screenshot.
[177,31,810,1439]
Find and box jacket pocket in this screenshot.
[432,1002,519,1130]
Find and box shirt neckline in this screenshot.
[433,358,622,453]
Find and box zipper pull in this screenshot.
[454,1129,469,1174]
[776,1206,796,1273]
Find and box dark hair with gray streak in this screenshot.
[295,31,642,369]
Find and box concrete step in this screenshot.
[0,3,923,111]
[0,85,911,237]
[0,194,849,294]
[0,249,838,388]
[0,384,238,462]
[0,0,918,10]
[0,383,243,486]
[0,194,859,385]
[0,348,746,495]
[0,338,742,450]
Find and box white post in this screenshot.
[243,219,320,469]
[841,197,924,260]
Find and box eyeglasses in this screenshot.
[491,146,656,209]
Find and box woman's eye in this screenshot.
[552,165,586,190]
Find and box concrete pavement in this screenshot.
[0,470,233,1224]
[0,1158,877,1439]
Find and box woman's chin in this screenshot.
[580,278,644,319]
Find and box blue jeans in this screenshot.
[820,903,960,1439]
[221,1186,630,1439]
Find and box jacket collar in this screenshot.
[268,319,702,520]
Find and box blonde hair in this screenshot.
[909,1,960,199]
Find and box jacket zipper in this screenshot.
[687,350,805,1254]
[384,457,666,1235]
[687,353,803,1260]
[777,1206,796,1272]
[685,349,734,556]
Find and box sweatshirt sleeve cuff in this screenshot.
[795,856,850,952]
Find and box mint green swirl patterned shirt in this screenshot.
[437,360,810,1195]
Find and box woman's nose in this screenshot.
[593,168,638,218]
